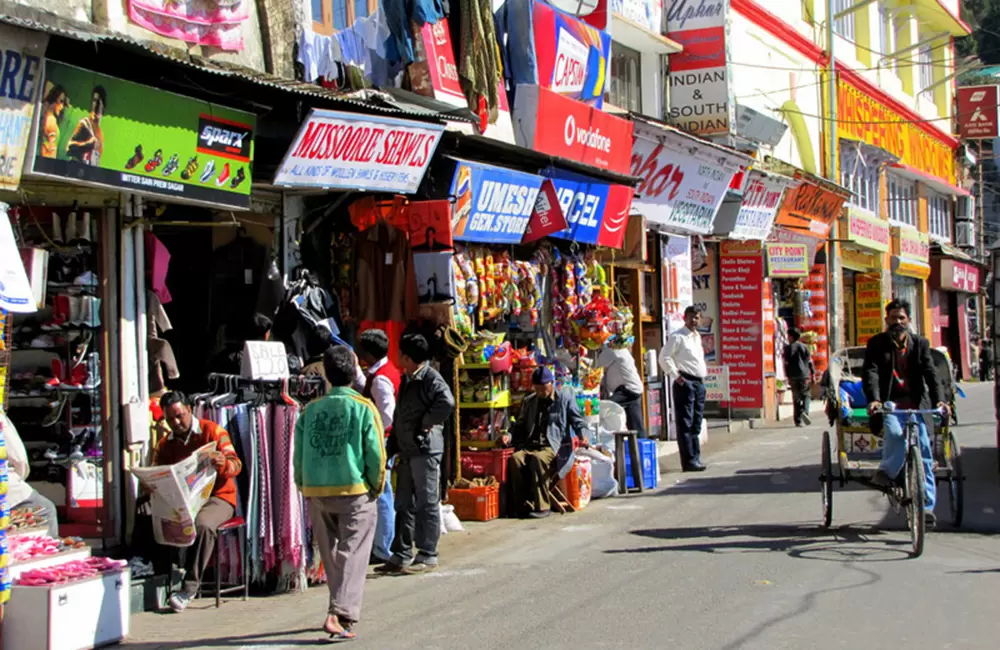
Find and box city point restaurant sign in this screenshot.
[836,79,956,184]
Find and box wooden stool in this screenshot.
[197,516,249,608]
[614,431,644,495]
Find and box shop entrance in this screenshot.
[843,270,857,346]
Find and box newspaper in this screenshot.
[132,442,218,547]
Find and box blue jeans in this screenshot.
[880,413,935,511]
[373,461,395,561]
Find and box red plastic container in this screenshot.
[461,448,514,483]
[447,485,500,522]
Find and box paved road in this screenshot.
[126,383,1000,650]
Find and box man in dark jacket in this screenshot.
[862,299,947,528]
[501,367,589,518]
[783,328,815,427]
[379,333,455,574]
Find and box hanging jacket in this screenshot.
[459,0,501,119]
[270,273,344,364]
[354,220,419,323]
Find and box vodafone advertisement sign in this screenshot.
[513,85,633,174]
[630,121,747,234]
[274,110,444,193]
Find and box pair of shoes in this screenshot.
[404,561,438,574]
[803,413,813,425]
[528,510,551,519]
[683,461,707,472]
[373,561,407,575]
[168,592,190,613]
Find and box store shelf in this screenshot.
[459,362,491,369]
[8,546,92,581]
[459,391,511,409]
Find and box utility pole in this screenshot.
[979,142,987,340]
[825,1,840,350]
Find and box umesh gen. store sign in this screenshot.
[274,109,444,194]
[29,61,256,210]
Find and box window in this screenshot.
[918,45,934,93]
[833,0,855,40]
[312,0,376,36]
[608,43,642,114]
[886,174,917,226]
[877,2,896,70]
[928,191,952,240]
[840,144,880,213]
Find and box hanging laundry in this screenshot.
[128,0,250,51]
[458,0,501,121]
[144,232,172,305]
[354,220,420,323]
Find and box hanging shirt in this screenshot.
[660,326,708,381]
[354,220,419,323]
[144,232,173,305]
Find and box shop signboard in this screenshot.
[956,85,999,140]
[274,109,443,194]
[29,61,256,210]
[774,178,847,239]
[692,243,720,362]
[836,78,956,183]
[771,227,819,269]
[507,0,612,107]
[0,27,48,191]
[718,240,764,409]
[543,167,633,248]
[522,179,568,244]
[764,243,809,277]
[666,0,732,136]
[241,341,290,380]
[612,0,662,33]
[855,273,883,345]
[940,259,980,293]
[630,123,746,234]
[513,84,633,174]
[892,225,930,277]
[729,172,797,240]
[450,159,544,244]
[845,208,891,253]
[704,365,730,402]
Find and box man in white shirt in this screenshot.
[659,306,708,472]
[597,336,646,438]
[353,330,400,564]
[2,411,60,537]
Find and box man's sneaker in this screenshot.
[200,160,216,183]
[215,163,231,186]
[168,592,190,613]
[404,561,438,574]
[924,511,937,530]
[373,561,407,575]
[803,413,812,425]
[162,154,179,176]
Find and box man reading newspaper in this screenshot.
[141,391,242,613]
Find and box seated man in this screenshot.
[862,299,947,529]
[501,367,589,519]
[148,391,242,613]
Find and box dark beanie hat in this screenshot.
[532,366,555,385]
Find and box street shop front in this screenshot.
[838,208,891,348]
[930,247,982,380]
[891,225,931,338]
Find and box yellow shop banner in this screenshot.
[837,80,956,184]
[844,208,891,253]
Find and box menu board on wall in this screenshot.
[647,382,664,440]
[803,265,829,373]
[855,274,883,345]
[718,241,764,409]
[763,279,775,374]
[692,243,720,363]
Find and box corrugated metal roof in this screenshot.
[0,9,468,123]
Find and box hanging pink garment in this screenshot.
[127,0,250,52]
[144,232,173,305]
[258,405,276,572]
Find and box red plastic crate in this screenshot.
[447,485,500,522]
[461,448,514,483]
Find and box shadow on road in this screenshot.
[121,628,327,649]
[660,463,874,496]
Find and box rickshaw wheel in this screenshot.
[821,431,834,529]
[947,431,964,528]
[906,445,926,558]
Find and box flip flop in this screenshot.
[322,626,356,643]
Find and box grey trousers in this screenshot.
[179,496,234,597]
[391,453,441,566]
[18,490,59,538]
[310,494,378,622]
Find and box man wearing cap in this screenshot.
[502,367,589,518]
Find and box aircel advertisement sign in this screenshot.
[666,0,733,136]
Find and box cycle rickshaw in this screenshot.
[820,346,964,557]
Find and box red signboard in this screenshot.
[718,240,765,409]
[513,85,634,174]
[419,20,464,102]
[940,259,980,293]
[957,85,999,139]
[522,179,569,243]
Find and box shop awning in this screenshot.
[712,169,798,240]
[888,163,971,197]
[610,13,683,54]
[443,157,545,244]
[762,159,851,240]
[628,115,752,235]
[913,0,973,37]
[932,240,982,264]
[542,167,634,249]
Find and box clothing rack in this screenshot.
[205,373,326,389]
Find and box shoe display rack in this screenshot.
[6,207,106,536]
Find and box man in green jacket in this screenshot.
[294,346,386,641]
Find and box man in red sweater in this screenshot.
[153,391,242,613]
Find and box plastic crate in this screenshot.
[624,438,659,490]
[460,448,514,483]
[447,485,500,522]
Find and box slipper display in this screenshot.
[180,156,199,180]
[162,154,179,176]
[14,557,127,586]
[200,159,216,183]
[215,162,232,187]
[144,149,163,173]
[125,145,144,169]
[230,167,246,188]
